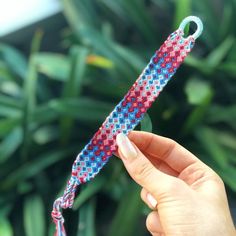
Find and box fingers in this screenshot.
[115,149,178,177]
[116,133,187,200]
[128,131,203,173]
[140,189,163,234]
[146,211,164,235]
[141,188,157,210]
[142,151,179,177]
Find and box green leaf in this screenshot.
[195,127,228,169]
[112,44,145,73]
[109,182,143,236]
[63,46,88,98]
[0,107,21,118]
[77,197,96,236]
[1,146,78,190]
[62,0,136,80]
[32,104,59,125]
[140,113,152,132]
[34,53,114,82]
[121,0,157,44]
[219,2,234,40]
[173,0,192,30]
[213,130,236,152]
[0,204,12,218]
[24,195,45,236]
[73,176,106,210]
[0,217,13,236]
[86,54,114,69]
[206,36,234,68]
[0,128,22,164]
[50,98,113,122]
[226,41,236,62]
[33,126,58,145]
[0,61,15,81]
[184,55,212,75]
[186,36,235,75]
[0,94,22,108]
[0,80,21,97]
[83,28,136,80]
[0,118,20,138]
[34,53,70,81]
[0,95,22,118]
[207,105,236,129]
[219,62,236,76]
[185,77,212,105]
[192,1,221,46]
[183,78,213,134]
[21,30,43,160]
[0,43,27,79]
[99,0,129,21]
[60,46,89,143]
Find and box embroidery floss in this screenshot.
[52,16,203,236]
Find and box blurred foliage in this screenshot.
[0,0,236,235]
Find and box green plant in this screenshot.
[0,0,236,235]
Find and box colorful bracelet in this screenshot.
[52,16,203,236]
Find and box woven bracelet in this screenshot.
[52,16,203,236]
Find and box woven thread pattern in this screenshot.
[52,29,196,235]
[70,29,194,185]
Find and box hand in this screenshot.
[116,131,236,236]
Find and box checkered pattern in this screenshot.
[70,30,195,184]
[52,29,196,236]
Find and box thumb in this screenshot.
[116,133,186,200]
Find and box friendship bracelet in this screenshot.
[51,16,203,236]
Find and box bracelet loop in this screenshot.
[179,16,203,40]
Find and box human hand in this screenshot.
[116,131,236,236]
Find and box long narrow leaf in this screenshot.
[0,128,22,164]
[21,30,43,160]
[77,196,96,236]
[60,46,89,143]
[109,183,143,236]
[1,146,78,190]
[0,217,13,236]
[173,0,192,30]
[24,195,45,236]
[73,176,106,210]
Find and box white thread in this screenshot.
[179,16,203,40]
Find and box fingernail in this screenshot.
[116,133,137,161]
[147,193,157,209]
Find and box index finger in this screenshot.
[128,131,202,173]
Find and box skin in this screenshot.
[116,131,236,236]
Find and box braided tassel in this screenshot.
[52,16,203,236]
[51,201,66,236]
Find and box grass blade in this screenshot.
[34,53,70,81]
[195,126,229,169]
[77,196,96,236]
[24,195,45,236]
[173,0,192,30]
[60,46,88,143]
[0,128,22,164]
[0,217,13,236]
[0,43,27,79]
[73,176,106,210]
[109,183,143,236]
[21,30,43,160]
[206,36,234,68]
[140,113,152,132]
[185,77,212,105]
[50,98,113,122]
[1,146,78,190]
